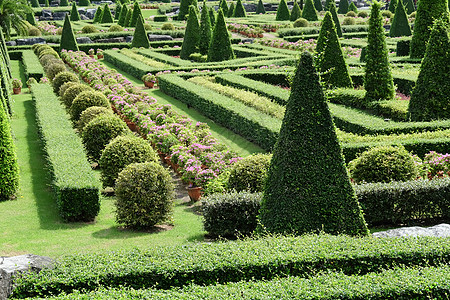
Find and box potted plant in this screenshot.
[141,73,156,88]
[96,48,104,59]
[88,48,95,58]
[12,78,22,94]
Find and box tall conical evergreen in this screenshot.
[190,0,200,14]
[124,8,132,26]
[228,2,235,17]
[324,0,332,10]
[314,0,323,12]
[208,8,235,61]
[256,0,266,14]
[79,0,91,6]
[233,0,247,17]
[316,11,334,58]
[30,0,39,8]
[93,6,103,23]
[209,7,216,27]
[290,0,302,21]
[318,12,353,88]
[410,0,449,58]
[276,0,291,20]
[118,4,128,26]
[348,1,358,12]
[258,51,368,236]
[60,14,79,52]
[131,15,150,48]
[338,0,349,13]
[219,0,229,16]
[388,0,398,12]
[180,5,200,59]
[389,0,412,36]
[178,0,190,20]
[408,18,450,121]
[60,0,69,5]
[404,0,415,14]
[199,1,212,54]
[328,1,342,37]
[101,4,114,23]
[364,1,395,102]
[129,1,143,27]
[26,12,37,26]
[70,2,81,21]
[115,3,122,20]
[302,0,319,20]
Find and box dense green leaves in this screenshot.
[302,0,318,21]
[0,99,18,201]
[180,5,200,59]
[276,0,291,20]
[60,14,79,52]
[233,0,247,17]
[70,2,81,21]
[338,0,349,13]
[389,0,412,37]
[207,9,235,61]
[290,1,302,21]
[100,4,114,23]
[256,0,266,14]
[131,15,150,48]
[198,1,212,55]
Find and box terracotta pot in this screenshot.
[144,81,155,88]
[157,150,166,160]
[126,121,138,132]
[164,156,172,166]
[187,186,202,202]
[97,54,104,59]
[13,87,21,94]
[111,105,118,114]
[89,54,94,58]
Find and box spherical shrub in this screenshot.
[59,81,78,98]
[161,23,175,30]
[108,24,124,32]
[228,153,272,192]
[115,162,174,229]
[82,115,130,161]
[62,83,93,108]
[39,54,60,68]
[81,25,99,33]
[342,17,356,25]
[381,10,393,18]
[144,24,153,31]
[52,71,79,94]
[70,90,110,121]
[99,135,158,188]
[77,106,113,132]
[32,43,46,54]
[346,11,357,17]
[293,18,309,28]
[348,145,420,183]
[357,11,368,18]
[46,62,67,80]
[28,26,42,36]
[38,49,59,59]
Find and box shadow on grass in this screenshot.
[91,224,173,239]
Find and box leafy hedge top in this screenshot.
[0,99,18,201]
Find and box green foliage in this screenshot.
[258,52,368,236]
[70,2,81,21]
[93,6,103,23]
[180,5,200,59]
[78,0,91,6]
[129,1,142,27]
[328,1,342,37]
[388,0,397,13]
[0,0,32,39]
[228,154,271,192]
[233,0,247,17]
[219,0,229,16]
[115,2,122,20]
[293,17,309,27]
[349,1,358,12]
[0,99,18,201]
[115,162,174,228]
[61,83,94,108]
[26,12,36,26]
[108,24,124,32]
[131,15,150,48]
[52,71,79,94]
[101,4,114,23]
[338,0,349,13]
[70,90,110,121]
[410,0,449,58]
[81,25,99,33]
[207,9,235,61]
[59,14,79,52]
[276,0,291,20]
[389,0,412,36]
[198,1,212,55]
[30,0,39,8]
[178,0,191,20]
[117,4,128,26]
[227,2,235,17]
[256,0,266,14]
[77,106,113,132]
[302,0,319,21]
[316,10,334,61]
[209,7,216,27]
[99,135,158,188]
[124,8,132,27]
[45,62,66,81]
[408,18,450,121]
[314,0,323,12]
[404,0,415,13]
[364,1,395,102]
[290,1,302,21]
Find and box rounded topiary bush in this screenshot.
[293,18,309,27]
[357,11,368,18]
[46,62,67,80]
[81,25,99,33]
[77,106,113,132]
[99,135,158,188]
[59,81,78,98]
[108,24,124,32]
[144,24,153,31]
[82,115,130,161]
[38,49,59,59]
[28,26,41,36]
[346,11,357,17]
[115,162,174,229]
[348,145,420,183]
[342,17,356,25]
[70,91,110,121]
[52,71,79,94]
[61,83,94,108]
[381,10,393,18]
[161,23,175,30]
[39,54,60,68]
[228,153,272,192]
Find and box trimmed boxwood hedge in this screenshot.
[22,50,44,81]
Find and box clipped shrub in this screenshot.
[70,91,110,121]
[79,0,91,6]
[115,162,174,229]
[81,25,99,34]
[180,5,200,59]
[153,15,168,22]
[228,154,271,192]
[108,24,124,32]
[388,0,397,13]
[115,2,122,20]
[346,11,357,17]
[338,0,349,13]
[131,15,150,48]
[219,0,229,16]
[52,71,79,94]
[256,0,266,14]
[349,2,358,12]
[101,4,114,23]
[389,0,412,37]
[227,2,235,17]
[93,6,103,23]
[209,7,217,27]
[328,1,343,37]
[404,0,415,14]
[202,191,261,237]
[302,0,319,21]
[258,51,368,236]
[124,8,132,27]
[178,0,191,20]
[161,23,175,30]
[99,135,158,188]
[314,0,323,11]
[382,10,394,18]
[198,1,212,55]
[276,0,291,20]
[59,81,78,98]
[60,14,79,52]
[343,17,356,25]
[0,100,18,201]
[293,17,309,27]
[348,145,420,183]
[290,2,302,21]
[117,5,128,26]
[82,114,130,161]
[60,0,69,5]
[30,0,40,8]
[130,0,142,25]
[61,83,94,108]
[46,62,66,80]
[233,0,247,17]
[357,11,368,18]
[28,26,41,36]
[70,2,81,21]
[77,106,113,132]
[207,9,235,61]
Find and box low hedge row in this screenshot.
[138,48,194,67]
[284,31,369,42]
[12,234,450,298]
[31,84,100,222]
[103,50,157,79]
[22,50,44,81]
[277,25,369,37]
[34,265,450,299]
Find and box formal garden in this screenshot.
[0,0,450,297]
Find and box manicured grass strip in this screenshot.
[12,235,450,298]
[138,48,194,67]
[21,50,44,81]
[32,84,100,222]
[103,50,156,80]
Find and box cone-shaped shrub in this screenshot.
[79,0,91,6]
[208,9,235,61]
[328,1,342,37]
[302,0,319,20]
[316,10,334,58]
[404,0,415,13]
[26,12,36,26]
[410,0,449,58]
[124,8,132,26]
[228,2,235,17]
[389,0,412,36]
[219,0,229,16]
[101,4,114,23]
[60,14,79,52]
[131,15,150,48]
[209,7,216,27]
[256,0,266,14]
[324,0,332,10]
[0,100,18,201]
[93,6,103,23]
[199,1,212,55]
[118,5,128,26]
[70,2,81,21]
[318,12,353,88]
[180,5,200,59]
[290,1,302,20]
[30,0,40,8]
[258,51,368,236]
[182,0,197,20]
[338,0,349,13]
[408,18,450,121]
[115,3,122,20]
[348,1,358,12]
[388,0,397,13]
[233,0,247,17]
[314,0,323,11]
[129,1,143,27]
[276,0,291,20]
[364,1,395,102]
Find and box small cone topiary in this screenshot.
[79,0,91,6]
[348,1,358,12]
[388,0,398,13]
[115,3,122,20]
[219,0,229,16]
[0,100,18,201]
[199,1,213,55]
[101,4,114,23]
[302,0,319,21]
[180,5,200,59]
[316,9,334,58]
[404,0,415,14]
[290,1,302,21]
[258,51,369,236]
[178,0,190,20]
[70,2,81,21]
[389,0,412,37]
[314,0,323,12]
[93,6,103,23]
[338,0,349,14]
[256,0,266,14]
[209,7,217,27]
[208,8,235,61]
[364,1,395,102]
[30,0,40,8]
[129,1,143,27]
[118,4,128,26]
[44,0,49,7]
[60,14,79,52]
[328,0,342,37]
[131,15,150,48]
[228,2,235,17]
[124,8,132,26]
[233,0,247,17]
[276,0,291,20]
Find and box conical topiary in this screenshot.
[79,0,91,6]
[131,14,150,48]
[124,7,132,26]
[93,6,103,23]
[228,2,235,17]
[208,8,235,61]
[190,0,200,14]
[316,9,334,58]
[314,0,323,12]
[338,0,349,13]
[233,0,247,17]
[348,1,358,12]
[389,0,412,36]
[129,1,143,27]
[290,0,302,20]
[115,3,122,20]
[410,0,448,58]
[26,12,36,26]
[101,4,114,23]
[30,0,40,8]
[404,0,415,14]
[219,0,229,16]
[258,51,369,236]
[70,2,81,21]
[256,0,266,14]
[328,1,342,37]
[299,0,304,9]
[408,18,450,121]
[302,0,319,20]
[324,0,332,10]
[60,14,79,52]
[364,1,395,102]
[180,5,200,59]
[199,1,212,54]
[118,4,128,26]
[388,0,397,13]
[276,0,291,20]
[209,7,216,27]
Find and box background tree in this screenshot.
[256,0,266,13]
[290,0,302,21]
[30,0,40,8]
[276,0,290,20]
[389,0,412,37]
[101,4,114,23]
[302,0,318,21]
[199,1,212,55]
[328,0,342,37]
[115,3,122,20]
[404,0,415,13]
[233,0,247,17]
[348,1,358,12]
[219,0,229,16]
[129,1,143,27]
[209,7,216,27]
[79,0,91,6]
[314,0,323,12]
[0,0,32,40]
[118,5,128,26]
[228,2,235,17]
[208,8,235,61]
[93,6,103,23]
[388,0,397,13]
[131,14,150,48]
[180,5,200,59]
[338,0,349,13]
[70,2,81,21]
